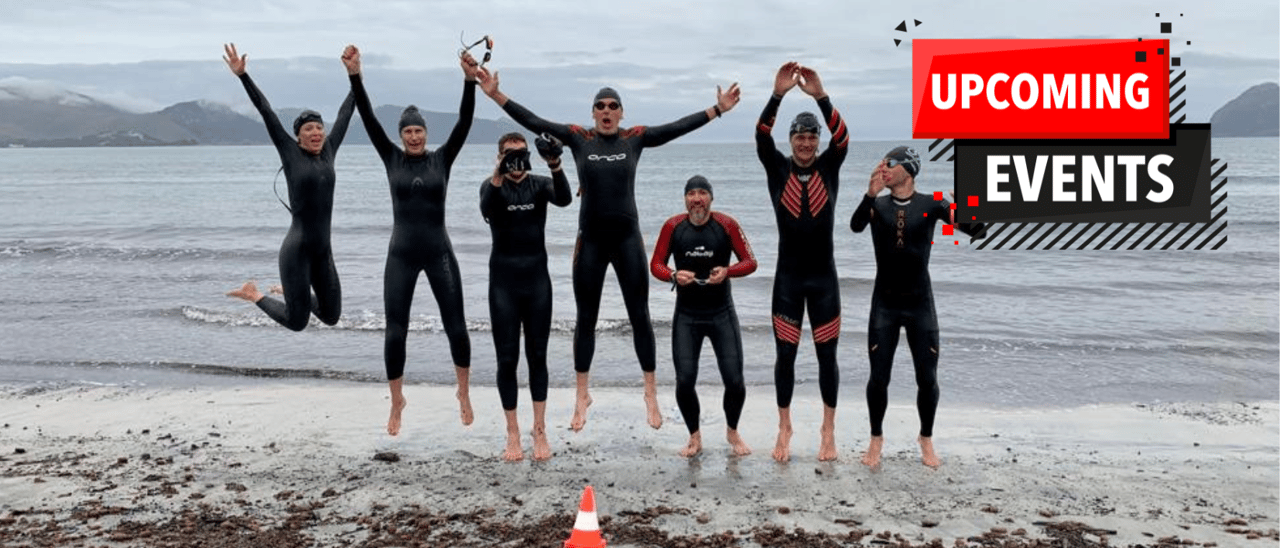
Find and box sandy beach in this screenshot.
[1,381,1276,547]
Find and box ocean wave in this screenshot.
[0,240,268,262]
[0,358,379,383]
[179,306,641,334]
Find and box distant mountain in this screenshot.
[1210,83,1279,137]
[0,81,526,147]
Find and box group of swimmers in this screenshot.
[222,44,982,468]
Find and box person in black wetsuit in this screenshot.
[224,43,355,332]
[341,45,481,437]
[650,176,757,458]
[850,146,984,469]
[481,132,572,461]
[475,66,741,432]
[756,62,850,462]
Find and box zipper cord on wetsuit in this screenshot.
[272,166,292,213]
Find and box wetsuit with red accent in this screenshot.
[500,99,714,374]
[480,170,573,411]
[850,192,982,438]
[755,94,850,409]
[238,72,355,331]
[650,211,757,435]
[350,73,475,381]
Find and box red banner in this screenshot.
[912,39,1170,139]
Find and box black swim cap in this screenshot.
[789,111,821,136]
[684,175,713,199]
[399,105,426,131]
[292,110,323,135]
[594,87,622,108]
[884,145,921,178]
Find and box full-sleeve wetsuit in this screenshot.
[650,211,757,435]
[850,192,983,437]
[499,100,713,375]
[480,170,573,410]
[238,72,354,331]
[350,73,476,380]
[755,94,850,409]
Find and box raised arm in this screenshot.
[325,89,356,152]
[799,66,849,166]
[225,43,292,151]
[476,68,574,143]
[536,134,572,207]
[641,82,740,148]
[342,45,397,160]
[440,53,480,166]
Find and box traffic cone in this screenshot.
[564,485,606,548]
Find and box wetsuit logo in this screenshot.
[587,153,628,162]
[507,203,535,211]
[895,209,906,248]
[684,245,714,258]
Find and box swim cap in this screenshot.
[292,110,323,135]
[399,105,426,131]
[884,145,921,178]
[789,111,821,136]
[684,175,713,199]
[594,87,622,108]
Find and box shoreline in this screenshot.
[2,383,1277,547]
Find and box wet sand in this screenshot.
[2,382,1277,547]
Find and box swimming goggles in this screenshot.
[593,101,621,111]
[459,32,492,67]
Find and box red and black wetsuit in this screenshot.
[349,73,475,381]
[238,72,355,331]
[850,192,983,437]
[650,211,757,435]
[480,171,573,410]
[500,99,714,375]
[755,94,850,409]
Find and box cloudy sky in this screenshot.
[1,0,1276,141]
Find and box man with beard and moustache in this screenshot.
[650,176,757,458]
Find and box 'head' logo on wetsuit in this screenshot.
[587,153,628,162]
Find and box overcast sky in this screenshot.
[1,0,1276,141]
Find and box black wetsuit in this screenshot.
[850,192,982,437]
[650,211,758,435]
[755,94,850,409]
[480,170,573,410]
[350,73,475,380]
[500,99,714,374]
[238,72,354,331]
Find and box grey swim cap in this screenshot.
[292,110,323,135]
[684,175,713,199]
[789,111,821,136]
[399,105,426,131]
[884,146,921,178]
[594,87,622,108]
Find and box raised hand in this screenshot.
[716,82,742,114]
[773,61,800,96]
[868,161,889,197]
[341,44,361,75]
[797,66,827,98]
[459,51,480,81]
[475,67,501,97]
[223,43,247,76]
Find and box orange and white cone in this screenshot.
[564,485,606,548]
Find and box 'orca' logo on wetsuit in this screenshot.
[587,153,628,162]
[507,203,535,211]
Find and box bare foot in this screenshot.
[386,380,407,437]
[570,372,592,432]
[226,281,264,303]
[570,393,593,432]
[818,407,837,461]
[861,435,884,467]
[680,431,703,458]
[531,425,552,461]
[772,426,793,462]
[269,284,284,295]
[502,431,524,462]
[643,371,662,429]
[455,366,473,426]
[918,435,942,469]
[727,428,752,457]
